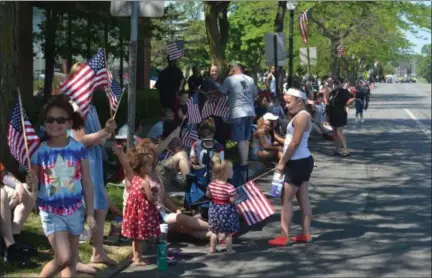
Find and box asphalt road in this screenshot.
[117,83,431,278]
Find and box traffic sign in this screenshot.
[110,1,165,17]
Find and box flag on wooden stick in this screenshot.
[60,49,109,118]
[167,40,184,61]
[235,181,275,226]
[7,99,40,169]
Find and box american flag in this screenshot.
[181,129,198,148]
[60,49,108,118]
[157,149,174,164]
[299,9,310,44]
[167,40,184,61]
[337,45,345,57]
[7,102,40,169]
[186,97,202,124]
[106,75,123,112]
[201,96,218,119]
[235,181,275,226]
[213,96,230,119]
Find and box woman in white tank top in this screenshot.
[269,88,314,246]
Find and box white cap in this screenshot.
[285,88,307,100]
[263,112,279,121]
[115,125,128,140]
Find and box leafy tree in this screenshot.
[417,43,431,83]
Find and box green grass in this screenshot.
[0,186,132,278]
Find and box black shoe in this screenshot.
[6,243,31,267]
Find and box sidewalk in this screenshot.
[115,125,370,278]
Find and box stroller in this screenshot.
[183,139,214,220]
[183,139,250,220]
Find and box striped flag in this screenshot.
[299,9,310,44]
[7,102,41,169]
[157,149,174,164]
[186,97,202,124]
[106,74,123,112]
[167,40,184,61]
[201,96,218,119]
[213,96,230,119]
[337,45,345,57]
[235,181,275,226]
[60,49,109,118]
[181,129,198,148]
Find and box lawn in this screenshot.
[0,186,131,278]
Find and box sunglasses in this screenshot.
[44,116,71,124]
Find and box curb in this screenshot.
[97,253,132,278]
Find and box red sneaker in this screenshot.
[268,236,290,246]
[291,234,312,243]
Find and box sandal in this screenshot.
[268,236,292,246]
[291,234,312,243]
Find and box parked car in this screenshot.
[400,78,416,83]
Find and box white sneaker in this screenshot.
[361,119,365,123]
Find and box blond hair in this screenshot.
[69,62,83,77]
[211,154,233,181]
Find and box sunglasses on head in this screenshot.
[44,116,70,124]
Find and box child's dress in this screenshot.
[208,181,239,234]
[122,176,160,240]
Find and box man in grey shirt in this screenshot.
[219,62,258,166]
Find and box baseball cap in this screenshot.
[115,125,128,140]
[263,113,279,121]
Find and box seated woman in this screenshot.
[0,162,36,265]
[254,95,270,122]
[190,118,225,175]
[250,113,284,163]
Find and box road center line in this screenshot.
[404,108,431,142]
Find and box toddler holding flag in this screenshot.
[206,155,239,254]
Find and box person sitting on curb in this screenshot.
[251,113,284,164]
[0,162,37,266]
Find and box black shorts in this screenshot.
[284,156,314,186]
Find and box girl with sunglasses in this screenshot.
[28,95,96,277]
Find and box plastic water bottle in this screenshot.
[157,243,168,271]
[159,224,168,244]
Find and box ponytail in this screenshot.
[211,154,232,181]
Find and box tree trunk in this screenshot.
[18,1,33,102]
[330,39,339,78]
[274,1,287,33]
[0,1,21,175]
[204,2,230,77]
[43,9,59,102]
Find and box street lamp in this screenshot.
[287,1,296,89]
[351,55,356,81]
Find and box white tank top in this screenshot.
[283,110,312,160]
